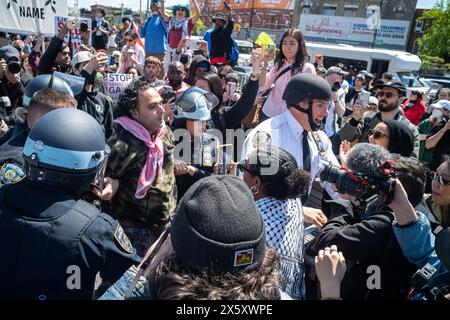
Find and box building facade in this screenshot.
[405,8,432,54]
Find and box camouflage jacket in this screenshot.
[106,124,177,231]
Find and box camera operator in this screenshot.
[311,143,431,299]
[0,46,24,126]
[389,177,449,300]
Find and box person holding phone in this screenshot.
[223,73,241,107]
[117,31,145,74]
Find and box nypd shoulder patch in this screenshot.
[114,223,134,254]
[0,162,25,186]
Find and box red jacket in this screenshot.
[402,99,426,125]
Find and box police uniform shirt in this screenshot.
[0,127,28,186]
[241,110,340,200]
[0,179,140,299]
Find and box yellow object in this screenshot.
[255,32,275,50]
[233,23,241,32]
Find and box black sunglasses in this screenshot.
[432,172,450,187]
[377,91,396,99]
[237,160,256,176]
[177,7,186,11]
[368,129,388,140]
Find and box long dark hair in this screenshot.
[193,73,223,107]
[274,28,308,75]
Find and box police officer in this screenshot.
[241,73,340,228]
[0,108,139,299]
[171,87,231,199]
[0,75,76,187]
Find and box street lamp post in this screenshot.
[246,0,255,40]
[371,0,383,48]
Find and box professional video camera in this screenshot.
[320,161,397,205]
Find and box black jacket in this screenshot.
[76,86,114,139]
[310,199,418,300]
[209,77,259,135]
[38,36,72,75]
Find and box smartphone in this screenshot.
[67,17,79,30]
[226,82,237,97]
[267,44,276,55]
[186,39,200,50]
[215,144,233,175]
[359,90,371,107]
[160,85,177,103]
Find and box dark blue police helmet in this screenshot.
[22,108,109,192]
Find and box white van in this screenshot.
[235,40,253,66]
[306,42,428,95]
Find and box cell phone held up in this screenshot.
[161,85,177,103]
[359,90,371,107]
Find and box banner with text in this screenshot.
[54,16,92,53]
[107,74,133,103]
[299,14,410,49]
[0,0,68,36]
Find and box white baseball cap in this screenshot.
[368,96,379,106]
[431,99,450,111]
[72,51,93,66]
[112,50,121,57]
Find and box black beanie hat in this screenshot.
[382,119,414,157]
[171,175,266,274]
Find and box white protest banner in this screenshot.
[107,74,134,103]
[54,16,92,53]
[0,0,68,36]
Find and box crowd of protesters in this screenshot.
[0,2,449,301]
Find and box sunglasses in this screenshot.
[126,38,134,42]
[377,91,396,99]
[177,7,186,11]
[432,172,450,187]
[368,129,388,139]
[237,160,256,176]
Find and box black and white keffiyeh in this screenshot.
[255,197,305,299]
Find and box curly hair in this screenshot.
[248,145,310,200]
[154,248,281,300]
[274,28,308,76]
[114,80,156,118]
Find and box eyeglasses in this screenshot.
[219,73,227,79]
[368,129,388,140]
[377,91,396,99]
[432,171,450,187]
[237,160,256,176]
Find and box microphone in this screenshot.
[346,143,392,178]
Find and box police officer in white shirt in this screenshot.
[241,73,340,229]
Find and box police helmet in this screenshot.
[173,87,219,121]
[22,109,109,193]
[22,74,74,107]
[282,73,332,106]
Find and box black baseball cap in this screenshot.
[373,80,407,96]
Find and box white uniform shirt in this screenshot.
[241,110,341,200]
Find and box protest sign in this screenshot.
[54,16,92,52]
[107,73,134,103]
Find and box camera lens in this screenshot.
[7,61,21,74]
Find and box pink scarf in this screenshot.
[116,116,166,199]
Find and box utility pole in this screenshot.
[371,0,383,48]
[140,0,142,16]
[121,3,124,18]
[246,0,255,40]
